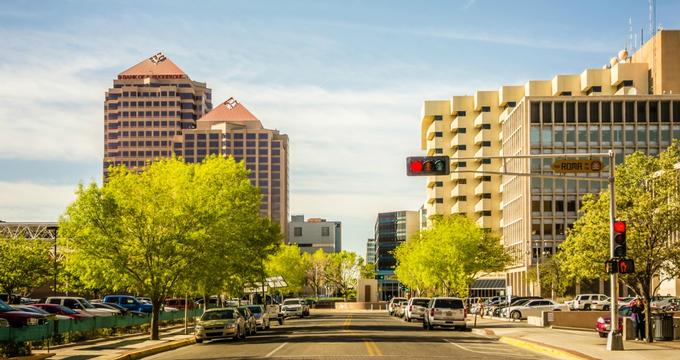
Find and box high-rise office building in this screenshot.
[366,238,376,264]
[287,214,341,253]
[104,52,212,177]
[173,97,289,230]
[374,210,419,300]
[420,30,680,296]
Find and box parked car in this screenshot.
[195,296,221,309]
[651,297,680,311]
[194,308,246,343]
[281,298,308,318]
[569,294,608,311]
[423,297,467,330]
[246,305,270,330]
[405,297,430,322]
[104,295,153,313]
[388,297,407,316]
[32,303,93,320]
[394,300,408,318]
[237,306,258,335]
[45,296,116,317]
[502,299,567,320]
[0,299,48,327]
[165,298,195,310]
[595,307,629,338]
[11,305,71,321]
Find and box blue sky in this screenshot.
[1,0,679,256]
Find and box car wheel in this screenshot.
[510,311,521,320]
[598,332,608,338]
[422,321,428,329]
[278,317,284,325]
[406,317,411,322]
[428,323,434,330]
[195,338,203,344]
[584,304,591,311]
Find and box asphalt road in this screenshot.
[145,310,551,360]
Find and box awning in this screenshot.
[470,278,506,290]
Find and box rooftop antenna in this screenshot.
[628,17,633,51]
[649,0,657,37]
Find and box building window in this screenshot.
[458,144,467,150]
[434,148,443,154]
[458,128,466,133]
[481,141,491,147]
[435,198,444,204]
[294,227,302,237]
[481,210,492,216]
[458,196,467,201]
[481,124,491,129]
[507,102,516,107]
[481,193,491,199]
[457,111,466,117]
[458,161,467,168]
[481,106,491,113]
[322,227,330,236]
[434,131,443,138]
[481,158,491,164]
[434,115,443,121]
[435,181,443,187]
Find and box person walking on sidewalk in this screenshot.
[631,298,645,341]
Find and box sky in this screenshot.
[1,0,680,256]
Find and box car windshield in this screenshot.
[283,300,299,305]
[513,299,532,307]
[79,299,96,309]
[247,306,262,313]
[201,310,235,321]
[0,300,13,312]
[434,299,464,309]
[413,299,429,306]
[237,308,248,316]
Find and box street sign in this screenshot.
[551,159,603,173]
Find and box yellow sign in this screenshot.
[551,160,603,173]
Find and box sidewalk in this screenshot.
[472,317,680,360]
[32,326,195,360]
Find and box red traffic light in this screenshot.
[618,259,635,274]
[409,159,423,173]
[614,221,626,233]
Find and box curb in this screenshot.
[471,328,497,337]
[110,337,195,360]
[499,336,597,360]
[45,324,188,350]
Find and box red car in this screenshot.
[32,303,94,320]
[595,315,624,338]
[0,299,48,327]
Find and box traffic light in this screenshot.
[376,275,385,280]
[605,259,618,274]
[617,259,635,274]
[613,220,627,258]
[406,156,450,176]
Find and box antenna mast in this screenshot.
[649,0,657,36]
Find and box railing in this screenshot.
[0,309,203,344]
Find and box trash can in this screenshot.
[653,313,674,341]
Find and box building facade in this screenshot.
[374,210,419,300]
[173,97,289,230]
[420,30,680,296]
[366,238,376,264]
[287,215,341,253]
[104,53,212,177]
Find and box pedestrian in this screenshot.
[631,298,645,341]
[478,298,485,319]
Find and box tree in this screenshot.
[306,249,328,300]
[359,261,376,280]
[558,142,680,342]
[266,244,309,295]
[0,237,52,302]
[526,255,570,299]
[59,156,270,340]
[325,251,362,301]
[394,215,510,297]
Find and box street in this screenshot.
[147,311,551,359]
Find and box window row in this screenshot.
[530,100,680,124]
[530,124,680,146]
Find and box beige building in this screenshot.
[420,30,680,296]
[173,97,289,231]
[104,52,212,177]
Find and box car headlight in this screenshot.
[226,323,237,328]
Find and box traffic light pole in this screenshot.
[607,149,624,351]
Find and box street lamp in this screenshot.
[47,225,58,295]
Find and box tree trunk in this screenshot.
[150,299,162,340]
[644,296,653,343]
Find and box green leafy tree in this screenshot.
[59,156,269,340]
[558,143,680,342]
[359,261,376,280]
[325,251,362,301]
[395,215,510,297]
[0,237,52,302]
[266,244,309,295]
[306,249,328,300]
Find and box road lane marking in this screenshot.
[363,339,383,356]
[443,339,525,357]
[265,342,288,358]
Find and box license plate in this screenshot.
[446,311,452,316]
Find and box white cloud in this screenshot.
[0,181,76,221]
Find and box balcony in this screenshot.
[475,198,492,213]
[426,120,445,140]
[450,116,462,133]
[451,201,466,214]
[450,133,465,148]
[476,215,495,229]
[475,181,495,196]
[475,146,498,159]
[473,112,493,128]
[451,184,464,198]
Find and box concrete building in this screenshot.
[366,238,376,264]
[104,52,212,177]
[420,30,680,297]
[374,210,419,300]
[287,215,341,253]
[173,97,289,231]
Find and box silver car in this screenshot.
[195,308,246,343]
[404,297,430,322]
[423,297,467,330]
[246,305,271,330]
[237,306,258,335]
[281,298,307,318]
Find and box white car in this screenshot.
[404,297,430,322]
[423,297,467,330]
[281,298,307,318]
[505,299,567,320]
[388,297,406,316]
[45,296,116,317]
[569,294,608,311]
